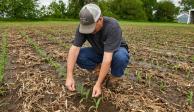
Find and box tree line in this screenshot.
[0,0,194,22]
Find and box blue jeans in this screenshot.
[76,47,130,77]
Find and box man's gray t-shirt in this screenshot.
[73,16,128,54]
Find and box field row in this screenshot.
[0,23,193,111]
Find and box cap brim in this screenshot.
[79,23,96,34]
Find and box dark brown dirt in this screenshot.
[0,22,193,112]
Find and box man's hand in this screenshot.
[66,45,80,91]
[65,76,75,91]
[92,52,112,97]
[92,83,101,97]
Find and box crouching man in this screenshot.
[65,3,130,97]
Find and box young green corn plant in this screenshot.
[37,31,69,50]
[146,73,152,87]
[21,32,66,77]
[0,33,8,81]
[56,65,67,78]
[186,91,193,105]
[0,87,6,95]
[191,55,194,63]
[159,81,166,92]
[76,83,84,95]
[124,68,130,78]
[186,69,192,80]
[136,70,142,82]
[48,35,69,50]
[76,83,90,103]
[172,64,179,71]
[46,57,65,76]
[89,97,102,112]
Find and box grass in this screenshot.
[21,32,66,77]
[0,33,8,81]
[1,21,194,28]
[119,21,194,27]
[0,21,78,27]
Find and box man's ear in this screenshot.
[100,17,103,22]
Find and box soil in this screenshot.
[0,22,193,112]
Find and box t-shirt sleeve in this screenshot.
[104,26,121,52]
[73,27,86,47]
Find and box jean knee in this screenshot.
[113,52,129,66]
[76,48,99,70]
[111,48,130,76]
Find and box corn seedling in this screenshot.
[186,69,192,80]
[56,65,67,77]
[76,83,85,95]
[36,31,69,50]
[0,33,8,81]
[89,97,102,112]
[124,68,130,78]
[186,91,193,105]
[173,64,179,71]
[76,83,90,103]
[146,73,152,87]
[152,59,159,66]
[191,55,194,62]
[21,32,66,77]
[136,70,142,82]
[0,99,9,107]
[0,87,6,95]
[49,35,69,49]
[159,81,166,92]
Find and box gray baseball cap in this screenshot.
[79,4,101,34]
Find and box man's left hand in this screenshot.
[92,83,101,97]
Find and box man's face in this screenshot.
[92,17,104,34]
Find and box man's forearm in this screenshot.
[96,61,111,85]
[96,52,113,85]
[67,46,80,78]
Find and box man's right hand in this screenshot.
[66,45,80,91]
[65,76,76,91]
